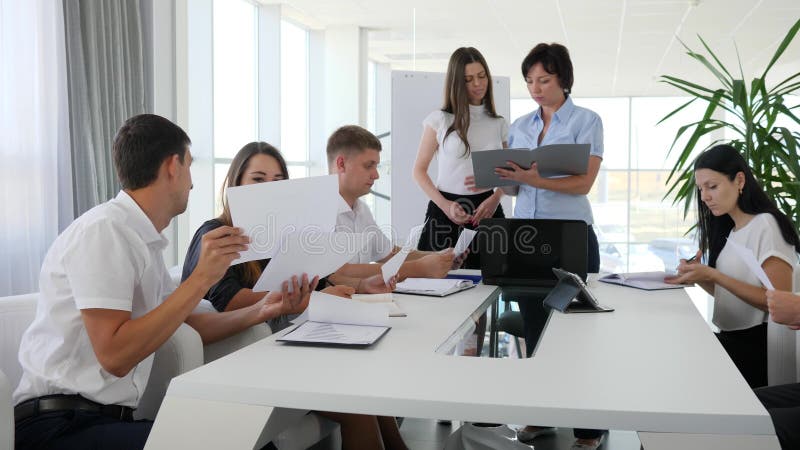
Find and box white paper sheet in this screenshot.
[381,248,410,284]
[453,228,477,256]
[252,232,364,292]
[351,293,393,303]
[308,291,390,326]
[726,239,775,290]
[226,175,339,264]
[404,220,427,250]
[352,293,406,317]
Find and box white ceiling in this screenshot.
[266,0,800,99]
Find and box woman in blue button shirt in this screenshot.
[496,42,603,274]
[497,43,606,450]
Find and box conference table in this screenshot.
[145,274,779,450]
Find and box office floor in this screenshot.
[398,418,643,450]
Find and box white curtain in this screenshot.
[0,0,73,296]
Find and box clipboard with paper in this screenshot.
[278,292,392,347]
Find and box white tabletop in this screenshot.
[156,277,774,440]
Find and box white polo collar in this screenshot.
[114,190,169,250]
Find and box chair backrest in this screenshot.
[0,294,38,389]
[0,293,37,450]
[0,292,205,422]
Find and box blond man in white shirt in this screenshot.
[13,114,316,450]
[326,125,465,290]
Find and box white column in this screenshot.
[374,62,392,138]
[323,25,368,136]
[178,0,213,265]
[308,29,327,175]
[148,0,180,266]
[258,5,281,146]
[371,62,393,228]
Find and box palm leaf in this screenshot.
[656,98,696,125]
[660,19,800,228]
[761,18,800,79]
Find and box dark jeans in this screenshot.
[586,225,600,274]
[755,383,800,449]
[15,409,152,450]
[417,190,504,270]
[716,322,768,388]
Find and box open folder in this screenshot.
[599,271,686,290]
[278,292,391,347]
[471,144,590,188]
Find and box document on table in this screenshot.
[599,271,686,290]
[471,144,590,188]
[253,232,364,292]
[278,291,391,346]
[308,291,389,326]
[394,278,476,297]
[726,239,775,290]
[226,175,339,264]
[352,293,406,317]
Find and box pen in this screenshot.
[685,254,698,263]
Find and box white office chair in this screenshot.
[0,292,203,448]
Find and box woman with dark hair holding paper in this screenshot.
[181,142,391,321]
[413,46,509,269]
[666,144,799,388]
[497,42,606,450]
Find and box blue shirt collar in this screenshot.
[532,96,575,125]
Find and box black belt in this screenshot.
[14,394,135,422]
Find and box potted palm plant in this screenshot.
[659,18,800,229]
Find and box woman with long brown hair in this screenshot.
[181,141,407,450]
[412,47,509,269]
[182,142,354,326]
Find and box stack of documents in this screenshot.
[395,278,476,297]
[278,292,391,346]
[599,272,685,290]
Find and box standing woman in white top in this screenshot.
[413,47,509,269]
[668,144,800,388]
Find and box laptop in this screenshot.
[477,219,588,287]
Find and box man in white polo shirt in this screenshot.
[325,125,463,288]
[13,114,316,450]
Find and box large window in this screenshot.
[510,97,707,273]
[210,5,312,215]
[212,0,258,214]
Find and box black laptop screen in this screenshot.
[477,219,588,286]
